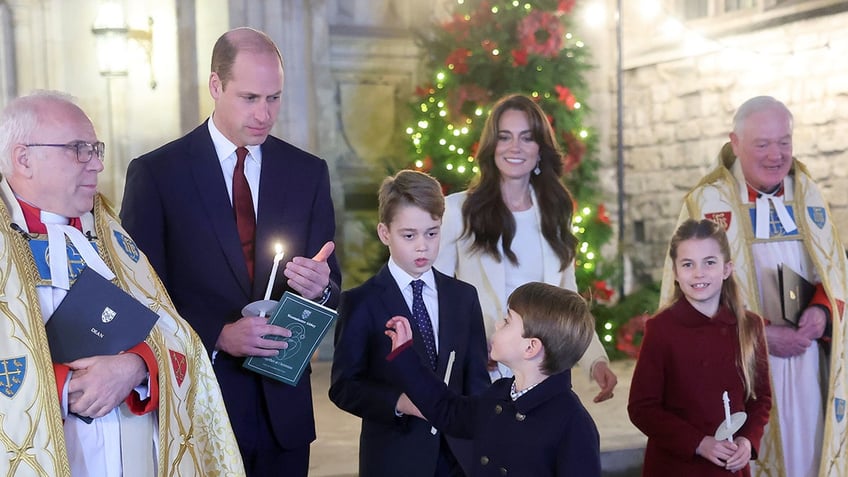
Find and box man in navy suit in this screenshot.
[120,27,340,477]
[330,171,489,477]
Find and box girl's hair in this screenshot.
[668,219,762,400]
[460,94,577,271]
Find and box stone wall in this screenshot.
[611,4,848,281]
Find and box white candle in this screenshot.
[722,391,732,430]
[263,243,285,301]
[431,350,457,435]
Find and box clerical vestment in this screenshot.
[0,179,245,476]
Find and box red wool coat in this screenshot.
[628,298,772,477]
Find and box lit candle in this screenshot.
[263,243,285,301]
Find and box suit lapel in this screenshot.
[480,249,506,311]
[532,193,565,288]
[187,124,252,296]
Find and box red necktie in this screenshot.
[233,147,256,281]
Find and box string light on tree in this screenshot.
[404,1,618,354]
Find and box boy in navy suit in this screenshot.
[329,170,489,477]
[385,283,602,477]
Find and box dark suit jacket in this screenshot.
[120,122,341,450]
[390,348,602,477]
[329,265,489,477]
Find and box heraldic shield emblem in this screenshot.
[114,230,140,262]
[0,356,27,398]
[101,306,117,323]
[705,212,732,231]
[808,206,827,229]
[835,398,846,423]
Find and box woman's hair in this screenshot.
[460,94,577,271]
[668,219,762,399]
[507,282,593,375]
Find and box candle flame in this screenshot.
[275,243,283,254]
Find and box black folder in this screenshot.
[778,263,815,327]
[46,266,159,363]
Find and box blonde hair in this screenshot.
[668,219,762,399]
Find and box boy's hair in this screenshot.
[507,282,594,375]
[668,218,762,399]
[378,170,445,225]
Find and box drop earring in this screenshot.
[533,159,541,176]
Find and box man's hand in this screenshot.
[284,241,334,300]
[797,306,827,341]
[591,361,618,403]
[385,316,413,351]
[215,316,292,357]
[765,324,812,357]
[66,353,147,419]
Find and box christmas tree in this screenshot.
[405,0,617,307]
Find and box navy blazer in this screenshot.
[120,122,341,450]
[329,265,489,477]
[390,348,601,477]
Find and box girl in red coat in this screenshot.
[628,219,771,476]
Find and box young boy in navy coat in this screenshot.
[329,170,490,477]
[386,282,601,477]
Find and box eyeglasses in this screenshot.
[25,141,106,163]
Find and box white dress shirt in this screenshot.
[386,258,440,350]
[208,114,262,217]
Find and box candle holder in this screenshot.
[242,299,279,318]
[715,412,747,442]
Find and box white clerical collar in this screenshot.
[753,188,797,239]
[731,159,797,239]
[40,210,70,225]
[40,211,114,290]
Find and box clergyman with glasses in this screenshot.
[0,90,245,476]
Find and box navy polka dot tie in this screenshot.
[411,279,437,370]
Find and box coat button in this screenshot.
[499,467,508,475]
[494,405,502,414]
[515,412,526,421]
[480,456,489,465]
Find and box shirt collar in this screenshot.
[387,257,436,292]
[207,115,262,163]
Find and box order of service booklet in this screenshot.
[243,291,337,386]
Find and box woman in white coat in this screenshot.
[434,94,617,402]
